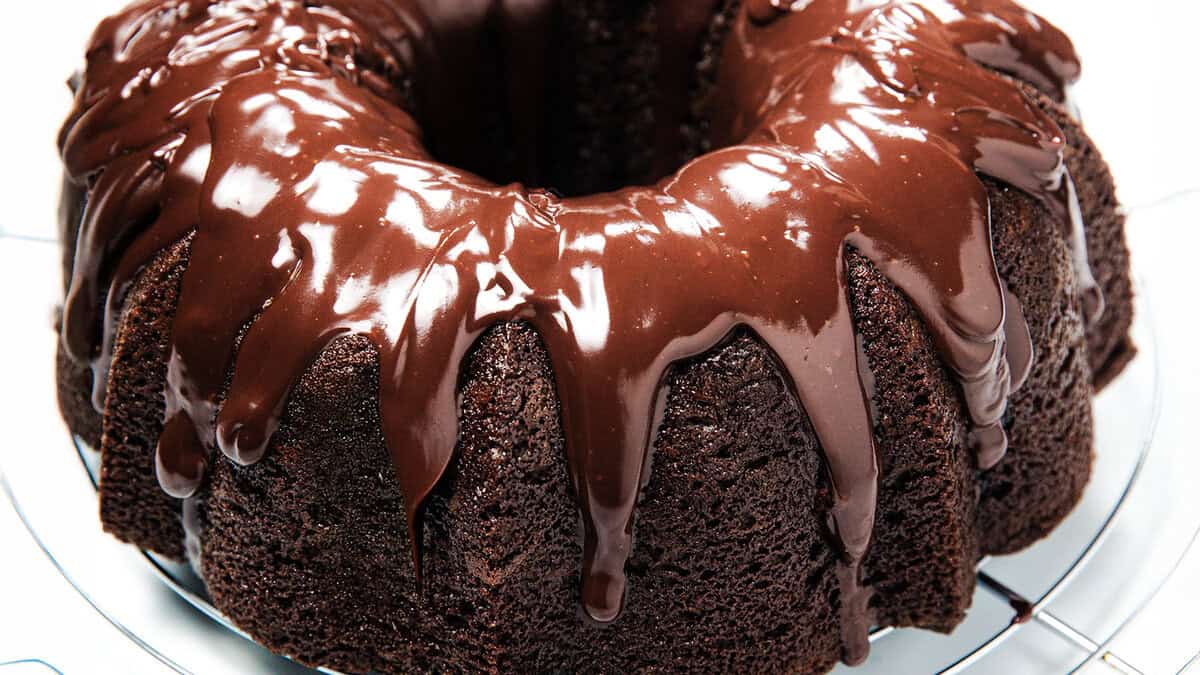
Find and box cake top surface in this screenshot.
[59,0,1095,663]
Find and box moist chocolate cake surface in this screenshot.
[56,0,1134,671]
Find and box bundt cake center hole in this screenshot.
[412,1,738,197]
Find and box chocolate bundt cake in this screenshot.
[56,0,1135,671]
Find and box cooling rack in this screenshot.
[2,207,1195,672]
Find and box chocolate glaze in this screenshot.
[59,0,1097,664]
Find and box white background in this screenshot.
[1,1,1199,673]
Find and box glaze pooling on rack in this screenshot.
[58,0,1098,664]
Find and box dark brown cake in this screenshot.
[56,0,1134,672]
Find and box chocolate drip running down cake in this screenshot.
[55,0,1135,671]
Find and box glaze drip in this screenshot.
[59,0,1094,664]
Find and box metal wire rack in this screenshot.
[0,660,64,674]
[1,247,1182,673]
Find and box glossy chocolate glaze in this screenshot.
[59,0,1096,664]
